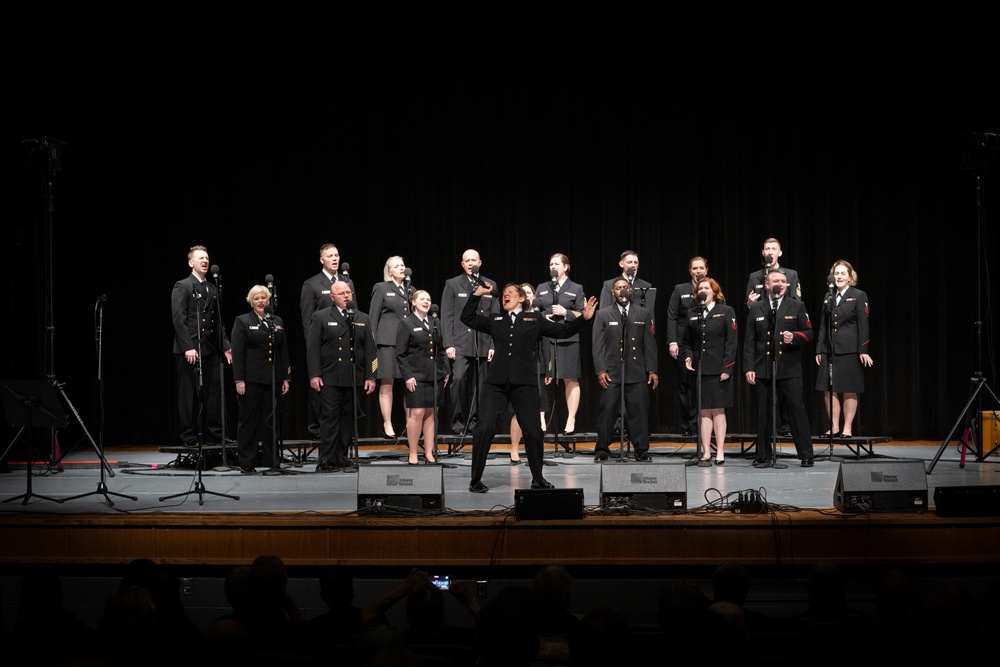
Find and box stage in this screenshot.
[1,436,998,569]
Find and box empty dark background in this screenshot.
[3,31,997,450]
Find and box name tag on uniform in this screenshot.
[609,321,620,326]
[756,316,765,322]
[413,326,424,332]
[250,325,261,330]
[492,316,505,321]
[688,316,699,322]
[681,294,692,300]
[328,321,339,327]
[321,289,331,295]
[538,290,550,296]
[458,292,468,297]
[385,291,396,297]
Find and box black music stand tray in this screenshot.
[1,380,69,505]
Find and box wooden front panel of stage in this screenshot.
[1,512,998,566]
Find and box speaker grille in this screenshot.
[599,463,687,511]
[357,464,444,511]
[833,460,927,513]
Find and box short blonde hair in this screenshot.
[245,285,271,304]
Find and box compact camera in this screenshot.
[429,575,451,590]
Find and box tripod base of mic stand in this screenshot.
[3,491,64,506]
[64,481,137,506]
[159,481,239,506]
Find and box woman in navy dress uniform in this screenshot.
[535,253,587,436]
[231,285,290,473]
[395,289,451,465]
[814,260,873,438]
[369,255,410,438]
[681,277,737,465]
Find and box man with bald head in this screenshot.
[440,249,499,435]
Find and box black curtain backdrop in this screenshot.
[3,34,998,450]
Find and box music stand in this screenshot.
[1,380,68,505]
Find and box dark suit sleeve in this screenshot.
[361,318,378,381]
[591,311,610,375]
[440,279,457,349]
[856,288,870,354]
[722,306,737,372]
[788,302,813,346]
[644,315,658,375]
[461,294,491,335]
[395,320,416,381]
[598,279,613,311]
[276,316,291,382]
[666,286,681,345]
[300,279,316,330]
[368,284,384,339]
[231,314,247,382]
[171,279,194,351]
[306,312,322,379]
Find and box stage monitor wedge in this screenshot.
[357,464,444,511]
[515,488,584,520]
[833,460,927,513]
[600,462,687,511]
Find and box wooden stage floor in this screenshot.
[1,436,999,568]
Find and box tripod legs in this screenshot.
[159,438,239,506]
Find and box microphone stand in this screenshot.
[65,296,136,505]
[160,289,239,505]
[453,273,482,455]
[263,306,295,476]
[614,305,629,461]
[547,278,572,458]
[213,268,234,470]
[816,282,843,463]
[686,299,708,466]
[429,309,456,468]
[768,295,788,469]
[345,304,366,467]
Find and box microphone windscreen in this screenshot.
[265,274,274,284]
[532,298,543,310]
[264,305,273,316]
[771,285,782,296]
[404,267,412,278]
[827,275,835,284]
[429,304,439,317]
[211,264,220,276]
[550,269,558,280]
[626,266,635,277]
[346,300,357,311]
[697,291,707,303]
[341,262,350,274]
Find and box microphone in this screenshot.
[762,254,772,268]
[625,266,635,280]
[265,274,275,289]
[550,269,559,282]
[429,304,439,318]
[532,298,543,311]
[341,262,350,278]
[211,264,220,279]
[346,300,356,316]
[96,294,108,302]
[404,267,412,282]
[263,305,274,319]
[470,268,481,287]
[697,291,707,304]
[827,274,836,291]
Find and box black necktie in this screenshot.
[422,319,430,331]
[511,313,517,324]
[835,293,842,306]
[771,299,778,310]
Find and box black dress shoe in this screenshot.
[635,453,652,462]
[469,481,489,493]
[240,466,257,475]
[801,458,814,467]
[509,459,522,466]
[530,478,555,489]
[779,427,792,437]
[594,452,609,462]
[315,460,336,472]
